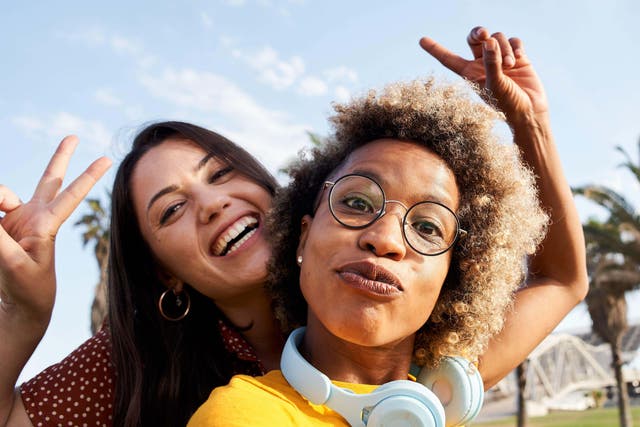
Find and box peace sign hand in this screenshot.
[420,26,548,127]
[0,136,111,324]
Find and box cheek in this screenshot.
[148,228,195,269]
[413,257,451,300]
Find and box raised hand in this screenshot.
[420,26,548,126]
[0,136,112,323]
[421,28,589,391]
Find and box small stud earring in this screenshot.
[296,255,303,266]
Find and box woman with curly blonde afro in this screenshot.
[189,27,587,427]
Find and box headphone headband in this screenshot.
[281,327,445,427]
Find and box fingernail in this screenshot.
[504,55,515,66]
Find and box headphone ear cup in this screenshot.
[365,381,445,427]
[416,357,484,427]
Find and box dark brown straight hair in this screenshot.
[108,121,278,426]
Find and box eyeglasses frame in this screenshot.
[321,173,467,256]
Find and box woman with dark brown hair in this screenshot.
[1,122,284,426]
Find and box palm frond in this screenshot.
[573,185,640,226]
[615,144,640,183]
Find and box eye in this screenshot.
[208,166,234,183]
[341,194,375,214]
[159,202,185,225]
[412,220,445,240]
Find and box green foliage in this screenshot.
[572,140,639,427]
[573,142,640,293]
[277,131,326,175]
[74,192,111,262]
[589,389,606,409]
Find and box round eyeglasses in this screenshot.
[322,174,467,256]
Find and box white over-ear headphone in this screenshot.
[280,327,484,427]
[416,355,484,426]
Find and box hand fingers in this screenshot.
[0,185,22,213]
[491,32,515,68]
[49,157,112,224]
[467,26,490,60]
[483,38,504,92]
[509,37,531,65]
[32,136,79,203]
[0,222,27,271]
[419,36,469,75]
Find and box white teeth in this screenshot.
[212,216,258,255]
[227,228,257,255]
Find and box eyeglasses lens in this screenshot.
[328,175,459,255]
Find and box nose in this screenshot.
[198,189,232,224]
[357,206,407,260]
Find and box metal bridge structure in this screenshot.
[487,324,640,406]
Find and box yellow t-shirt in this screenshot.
[188,370,380,426]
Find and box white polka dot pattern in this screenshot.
[217,320,261,362]
[21,327,114,427]
[20,320,264,426]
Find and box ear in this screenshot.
[157,269,183,291]
[296,214,313,258]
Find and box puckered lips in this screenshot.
[211,214,259,256]
[337,261,403,297]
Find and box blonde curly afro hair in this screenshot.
[267,77,548,368]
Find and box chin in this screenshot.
[330,321,393,347]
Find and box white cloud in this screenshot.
[334,86,351,103]
[257,0,302,16]
[61,28,156,69]
[11,113,112,152]
[62,27,107,46]
[138,67,312,172]
[228,44,356,99]
[219,35,235,48]
[223,0,303,12]
[233,46,305,90]
[297,76,328,96]
[201,12,214,29]
[93,88,143,120]
[94,88,123,107]
[110,35,142,56]
[323,66,358,84]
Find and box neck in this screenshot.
[216,286,284,371]
[302,317,414,384]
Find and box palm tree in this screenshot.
[278,131,326,175]
[586,255,639,427]
[573,141,640,427]
[74,195,110,335]
[516,360,528,427]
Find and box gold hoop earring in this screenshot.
[158,288,191,321]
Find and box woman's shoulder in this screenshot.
[189,371,351,427]
[211,371,295,402]
[189,372,300,425]
[20,324,115,426]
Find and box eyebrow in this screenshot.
[146,153,215,212]
[349,168,453,206]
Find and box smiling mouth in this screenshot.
[212,216,259,256]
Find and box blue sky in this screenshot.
[2,0,639,382]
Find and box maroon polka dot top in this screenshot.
[20,321,264,426]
